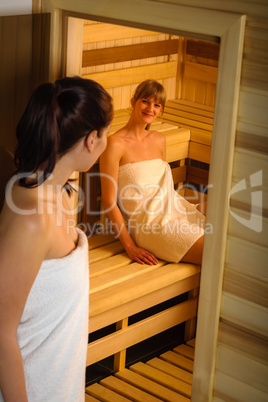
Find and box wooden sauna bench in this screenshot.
[85,104,211,372]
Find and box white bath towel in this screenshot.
[0,228,89,402]
[118,159,205,263]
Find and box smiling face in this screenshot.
[132,96,162,125]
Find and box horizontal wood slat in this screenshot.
[82,39,179,67]
[166,99,214,118]
[166,141,189,163]
[164,128,190,145]
[86,383,131,402]
[88,232,118,250]
[130,361,192,398]
[222,267,268,307]
[215,344,268,394]
[188,142,211,164]
[83,23,160,43]
[161,350,194,373]
[89,273,200,333]
[90,253,132,278]
[186,166,209,186]
[82,61,177,89]
[163,112,213,132]
[169,99,215,114]
[88,241,125,263]
[85,391,101,402]
[172,165,187,185]
[164,106,214,125]
[225,236,268,282]
[227,207,268,248]
[86,299,198,366]
[190,130,212,146]
[214,372,268,402]
[100,375,163,402]
[90,263,200,317]
[186,39,220,60]
[116,368,188,402]
[218,321,268,366]
[147,357,193,385]
[184,61,218,84]
[90,260,166,294]
[220,292,268,338]
[173,344,195,360]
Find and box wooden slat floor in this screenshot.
[85,339,195,401]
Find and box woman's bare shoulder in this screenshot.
[109,126,130,141]
[106,130,129,154]
[148,130,166,145]
[0,187,50,251]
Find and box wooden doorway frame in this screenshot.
[39,1,246,400]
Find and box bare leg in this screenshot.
[180,235,204,265]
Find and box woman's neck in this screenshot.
[124,115,147,140]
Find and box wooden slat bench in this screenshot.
[87,232,200,371]
[85,339,196,401]
[84,99,214,373]
[162,99,214,203]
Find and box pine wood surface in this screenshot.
[85,392,100,402]
[83,23,159,43]
[86,340,196,401]
[89,263,200,317]
[82,39,179,67]
[3,2,268,401]
[84,101,207,370]
[83,61,178,89]
[87,299,197,366]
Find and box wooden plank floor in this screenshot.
[85,339,195,401]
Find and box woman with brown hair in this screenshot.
[0,76,113,402]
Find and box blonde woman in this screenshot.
[100,79,205,266]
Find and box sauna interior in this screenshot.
[68,18,219,390]
[73,19,219,231]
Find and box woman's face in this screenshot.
[132,96,162,124]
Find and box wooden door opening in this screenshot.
[45,1,246,399]
[66,18,218,237]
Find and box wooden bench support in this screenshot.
[184,288,199,342]
[85,98,214,373]
[87,297,198,367]
[114,318,128,372]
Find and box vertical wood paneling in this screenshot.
[66,17,83,76]
[0,15,33,153]
[181,40,218,106]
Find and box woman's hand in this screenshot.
[125,244,158,265]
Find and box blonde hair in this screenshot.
[133,80,166,110]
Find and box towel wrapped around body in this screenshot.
[0,228,89,402]
[118,159,205,263]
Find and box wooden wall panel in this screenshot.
[83,61,178,89]
[0,15,33,153]
[42,1,267,400]
[181,40,219,106]
[216,344,268,393]
[81,22,178,109]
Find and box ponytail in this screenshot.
[14,77,113,188]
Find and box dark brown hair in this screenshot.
[14,76,113,187]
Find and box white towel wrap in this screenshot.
[118,159,205,263]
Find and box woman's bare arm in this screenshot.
[0,208,49,401]
[99,137,158,265]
